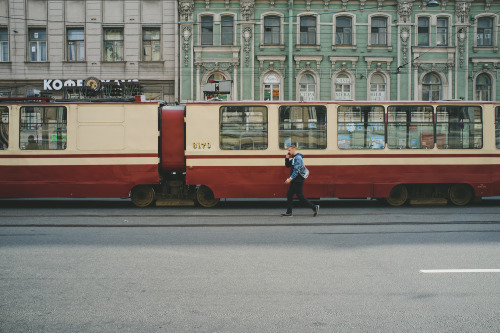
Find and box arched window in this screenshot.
[263,73,280,101]
[299,74,316,101]
[476,73,491,101]
[370,74,386,101]
[422,73,441,101]
[205,73,229,100]
[335,73,352,100]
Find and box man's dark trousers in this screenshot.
[286,180,315,213]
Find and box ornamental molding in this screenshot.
[257,55,286,68]
[182,26,192,66]
[456,1,472,24]
[400,27,410,65]
[329,56,359,68]
[178,0,194,22]
[457,28,467,68]
[242,26,253,67]
[294,56,323,68]
[240,0,255,21]
[397,1,412,23]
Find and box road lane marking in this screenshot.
[420,269,500,273]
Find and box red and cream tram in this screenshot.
[1,98,499,207]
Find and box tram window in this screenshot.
[338,105,384,149]
[0,107,8,150]
[19,106,67,150]
[220,105,268,150]
[279,105,327,149]
[387,105,434,149]
[496,107,500,149]
[436,106,482,149]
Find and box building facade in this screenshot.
[179,0,500,102]
[0,0,178,102]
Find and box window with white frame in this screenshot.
[437,17,448,46]
[422,72,441,101]
[299,74,316,101]
[263,73,280,101]
[29,28,47,62]
[370,74,386,101]
[475,73,491,101]
[418,17,430,46]
[477,17,493,46]
[201,16,213,45]
[143,28,161,61]
[300,16,316,45]
[336,16,352,45]
[371,17,387,45]
[264,16,280,45]
[104,28,124,61]
[221,16,234,46]
[335,73,352,100]
[0,28,8,62]
[67,28,84,62]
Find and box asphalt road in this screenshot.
[1,199,499,332]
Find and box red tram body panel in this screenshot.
[184,101,500,205]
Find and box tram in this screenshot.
[1,98,499,207]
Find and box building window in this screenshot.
[300,16,316,45]
[387,105,434,149]
[220,106,268,150]
[477,17,493,46]
[335,73,352,100]
[495,106,500,148]
[0,107,8,150]
[371,17,387,45]
[201,16,213,45]
[143,28,161,61]
[338,106,385,149]
[205,73,229,100]
[299,73,316,101]
[422,72,441,101]
[263,73,280,101]
[370,74,386,101]
[436,106,482,149]
[20,106,67,150]
[264,16,280,45]
[279,105,327,149]
[437,17,448,46]
[104,28,124,61]
[29,28,47,62]
[475,73,492,101]
[221,16,234,45]
[0,28,8,62]
[418,17,430,46]
[67,28,84,62]
[336,16,352,45]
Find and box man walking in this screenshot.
[282,145,319,217]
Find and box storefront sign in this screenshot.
[44,78,139,91]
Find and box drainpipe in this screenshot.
[288,0,293,101]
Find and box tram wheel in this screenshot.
[385,184,409,207]
[131,185,155,207]
[196,185,220,208]
[449,184,473,206]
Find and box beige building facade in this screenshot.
[0,0,178,102]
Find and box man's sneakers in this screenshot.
[313,205,320,217]
[281,212,293,217]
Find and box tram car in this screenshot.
[1,97,499,207]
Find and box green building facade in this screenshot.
[178,0,499,102]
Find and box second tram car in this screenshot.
[1,98,499,207]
